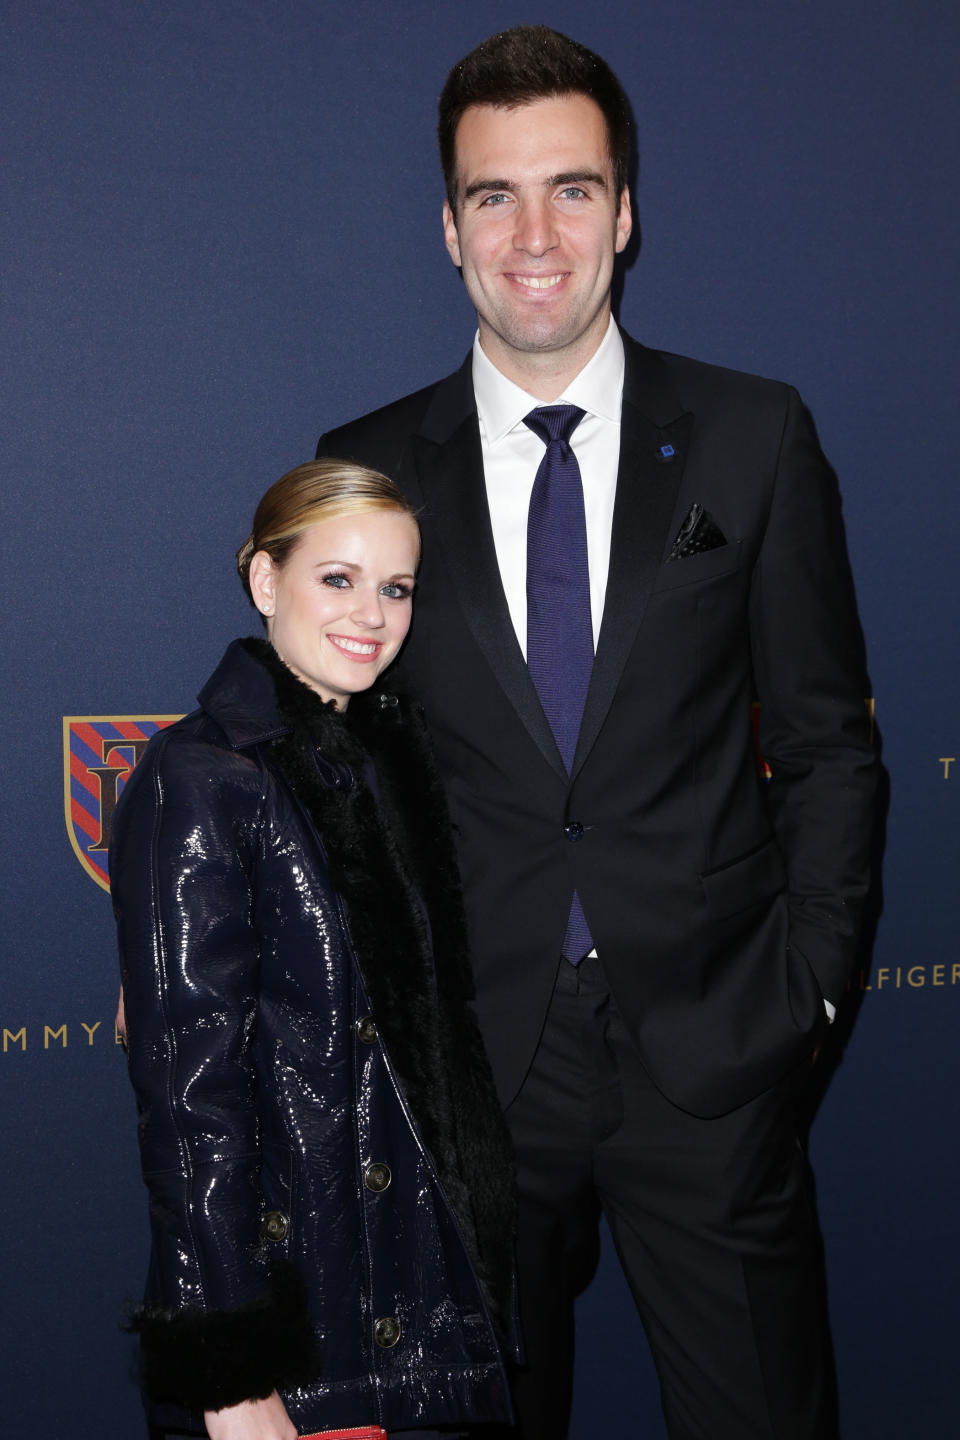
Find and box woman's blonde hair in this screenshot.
[237,458,419,603]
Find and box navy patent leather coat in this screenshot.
[111,640,515,1436]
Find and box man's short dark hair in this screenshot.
[438,25,632,212]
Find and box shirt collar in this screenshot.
[473,315,625,444]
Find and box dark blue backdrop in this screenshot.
[3,2,958,1434]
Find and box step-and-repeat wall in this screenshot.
[4,3,957,1434]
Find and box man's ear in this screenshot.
[248,550,277,618]
[442,200,462,268]
[614,186,633,255]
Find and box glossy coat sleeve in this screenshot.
[750,388,877,1008]
[110,727,317,1409]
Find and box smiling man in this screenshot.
[441,92,631,390]
[317,25,875,1440]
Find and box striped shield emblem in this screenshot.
[63,716,181,891]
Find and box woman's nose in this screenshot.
[351,587,386,627]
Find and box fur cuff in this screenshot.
[128,1261,320,1413]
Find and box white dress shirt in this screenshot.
[472,316,624,657]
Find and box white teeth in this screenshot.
[332,637,378,655]
[515,274,565,289]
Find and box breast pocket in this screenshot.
[652,539,742,592]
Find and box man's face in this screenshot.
[443,93,631,384]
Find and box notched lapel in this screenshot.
[411,391,566,780]
[571,404,693,779]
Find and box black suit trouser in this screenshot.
[496,955,837,1440]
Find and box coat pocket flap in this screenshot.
[700,837,787,918]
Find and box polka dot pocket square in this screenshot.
[668,503,728,561]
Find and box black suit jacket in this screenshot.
[318,332,876,1117]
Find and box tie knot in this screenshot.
[524,404,585,448]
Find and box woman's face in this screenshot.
[250,509,419,709]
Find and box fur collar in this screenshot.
[240,638,516,1336]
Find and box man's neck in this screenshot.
[477,314,613,402]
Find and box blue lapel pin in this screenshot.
[657,443,676,462]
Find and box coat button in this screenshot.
[356,1015,378,1045]
[364,1162,392,1193]
[374,1315,401,1348]
[565,821,584,841]
[262,1210,290,1243]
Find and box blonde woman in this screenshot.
[112,461,515,1440]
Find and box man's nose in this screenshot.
[512,196,558,256]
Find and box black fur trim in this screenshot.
[240,638,517,1337]
[128,1260,319,1413]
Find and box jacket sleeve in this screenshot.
[110,726,318,1411]
[750,387,877,1008]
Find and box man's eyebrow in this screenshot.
[547,170,608,189]
[462,177,516,201]
[462,170,608,202]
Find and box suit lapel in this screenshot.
[410,360,566,779]
[408,336,692,785]
[571,337,692,779]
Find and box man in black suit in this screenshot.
[318,26,875,1440]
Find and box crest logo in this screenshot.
[63,716,181,891]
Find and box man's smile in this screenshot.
[510,273,569,290]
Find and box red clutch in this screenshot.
[300,1429,387,1439]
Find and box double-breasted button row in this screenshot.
[262,1210,289,1243]
[354,1005,396,1351]
[363,1161,392,1193]
[374,1315,401,1348]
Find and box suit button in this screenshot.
[262,1210,289,1243]
[356,1015,378,1044]
[363,1162,392,1193]
[374,1315,401,1348]
[564,822,584,841]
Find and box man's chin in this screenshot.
[479,297,612,364]
[484,318,586,359]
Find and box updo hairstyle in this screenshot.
[237,459,419,605]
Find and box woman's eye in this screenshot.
[381,583,413,600]
[322,572,350,589]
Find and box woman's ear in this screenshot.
[248,550,277,618]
